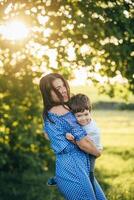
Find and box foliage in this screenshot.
[0,59,56,199]
[0,0,134,93]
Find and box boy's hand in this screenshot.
[66,133,75,141]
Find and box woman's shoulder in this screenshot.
[49,105,70,116]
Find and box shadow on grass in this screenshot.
[0,171,64,200]
[105,147,134,161]
[95,168,111,193]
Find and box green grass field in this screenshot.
[93,110,134,200]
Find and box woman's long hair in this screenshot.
[39,73,70,120]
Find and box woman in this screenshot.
[39,73,107,200]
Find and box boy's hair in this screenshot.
[68,93,92,113]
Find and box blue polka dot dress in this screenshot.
[44,111,107,200]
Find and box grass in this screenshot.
[94,110,134,138]
[93,110,134,200]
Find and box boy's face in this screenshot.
[75,109,91,126]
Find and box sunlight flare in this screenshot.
[0,20,29,41]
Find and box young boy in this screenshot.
[67,93,103,192]
[47,93,103,190]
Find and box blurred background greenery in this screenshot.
[0,0,134,199]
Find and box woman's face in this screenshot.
[51,78,69,102]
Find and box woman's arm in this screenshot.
[48,106,101,156]
[66,133,100,157]
[76,136,101,157]
[44,132,50,140]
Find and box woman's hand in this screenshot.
[76,136,101,157]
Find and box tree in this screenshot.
[0,0,133,93]
[0,58,61,199]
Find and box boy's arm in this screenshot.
[88,132,103,156]
[84,121,103,156]
[94,122,103,152]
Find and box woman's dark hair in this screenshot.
[68,93,92,113]
[39,73,70,119]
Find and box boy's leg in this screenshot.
[47,176,57,186]
[89,156,96,194]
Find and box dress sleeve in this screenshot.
[70,124,87,141]
[64,113,87,141]
[44,117,69,154]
